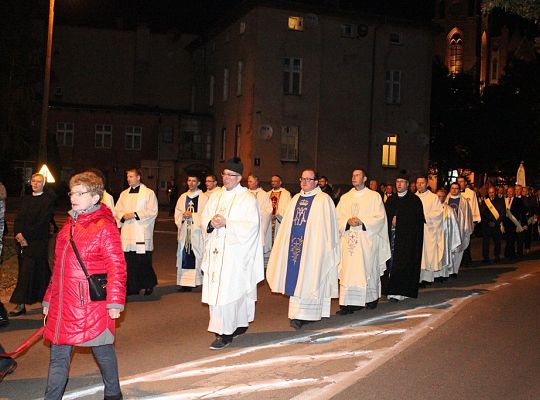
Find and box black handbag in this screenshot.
[69,231,107,301]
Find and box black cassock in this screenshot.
[381,191,425,298]
[10,191,55,305]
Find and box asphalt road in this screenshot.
[1,214,540,399]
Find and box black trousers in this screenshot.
[482,224,501,260]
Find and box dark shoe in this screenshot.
[232,326,248,338]
[366,299,378,310]
[143,288,153,296]
[0,314,9,328]
[104,393,123,400]
[209,335,232,350]
[178,286,193,292]
[0,359,17,383]
[450,273,458,279]
[336,306,354,315]
[290,319,304,330]
[388,298,399,303]
[9,306,26,317]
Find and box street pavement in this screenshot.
[1,212,539,399]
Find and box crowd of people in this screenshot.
[1,162,539,398]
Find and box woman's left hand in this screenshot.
[108,309,121,319]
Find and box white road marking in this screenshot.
[518,273,533,279]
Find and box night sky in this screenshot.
[32,0,434,34]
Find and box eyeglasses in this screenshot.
[68,191,90,197]
[299,178,317,182]
[221,173,241,177]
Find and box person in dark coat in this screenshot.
[503,186,527,259]
[480,186,506,263]
[9,173,55,316]
[381,173,425,301]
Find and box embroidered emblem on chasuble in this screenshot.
[182,195,199,269]
[270,191,281,215]
[285,196,315,296]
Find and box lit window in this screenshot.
[288,16,304,31]
[390,32,402,45]
[209,75,215,106]
[125,126,142,150]
[448,33,463,74]
[234,124,241,157]
[220,127,226,161]
[95,124,112,149]
[382,135,398,167]
[281,126,299,162]
[385,70,401,104]
[56,122,74,146]
[239,21,246,34]
[237,60,243,96]
[223,68,229,101]
[283,57,302,95]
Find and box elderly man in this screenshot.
[201,158,264,349]
[114,168,158,296]
[205,174,221,197]
[503,186,527,259]
[480,186,505,263]
[267,169,340,329]
[247,175,273,249]
[415,176,444,285]
[336,169,390,314]
[10,173,55,316]
[381,173,424,302]
[175,175,208,292]
[446,182,474,276]
[265,175,291,254]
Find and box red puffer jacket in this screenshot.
[43,206,126,345]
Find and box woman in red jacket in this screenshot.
[42,171,126,400]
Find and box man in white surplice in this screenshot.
[266,169,340,330]
[446,182,474,276]
[200,158,264,350]
[175,175,208,292]
[335,169,390,315]
[415,177,444,284]
[265,175,291,254]
[434,188,461,281]
[247,175,272,249]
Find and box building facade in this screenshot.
[191,3,433,189]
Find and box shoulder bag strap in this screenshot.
[69,225,90,279]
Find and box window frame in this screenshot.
[283,57,303,95]
[95,123,112,149]
[381,134,398,168]
[56,122,74,147]
[288,16,304,31]
[125,126,142,151]
[280,126,299,162]
[385,70,401,105]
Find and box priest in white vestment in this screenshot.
[335,169,390,314]
[200,158,264,350]
[175,176,208,291]
[248,175,272,249]
[114,168,158,295]
[434,189,461,280]
[265,175,291,254]
[266,169,340,330]
[204,174,221,197]
[446,182,474,276]
[416,177,444,284]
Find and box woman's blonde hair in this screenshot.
[69,171,104,201]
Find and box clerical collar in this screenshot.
[460,189,465,192]
[32,191,44,196]
[398,190,407,197]
[301,186,321,196]
[187,189,200,198]
[450,194,461,199]
[129,185,140,193]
